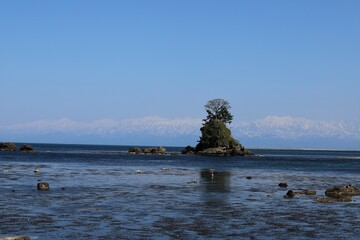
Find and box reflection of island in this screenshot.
[200,169,231,207]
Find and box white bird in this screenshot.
[34,168,40,174]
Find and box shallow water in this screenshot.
[1,145,360,239]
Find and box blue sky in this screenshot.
[0,1,359,148]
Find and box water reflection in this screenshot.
[200,169,231,207]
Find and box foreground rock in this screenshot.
[128,147,166,155]
[0,237,31,240]
[19,144,34,152]
[314,185,360,203]
[325,185,360,198]
[0,142,17,151]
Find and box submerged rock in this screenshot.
[37,182,50,191]
[315,197,352,203]
[295,189,317,195]
[19,144,34,152]
[325,185,360,198]
[0,142,17,151]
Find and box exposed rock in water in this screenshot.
[278,183,288,188]
[195,119,252,156]
[0,236,31,240]
[314,185,359,203]
[181,145,195,154]
[19,144,34,152]
[37,182,50,191]
[325,185,360,198]
[128,147,166,155]
[0,142,17,151]
[284,190,295,198]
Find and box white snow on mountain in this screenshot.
[234,116,360,139]
[2,116,360,140]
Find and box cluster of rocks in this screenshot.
[128,147,166,155]
[0,142,34,152]
[316,185,360,203]
[281,182,360,203]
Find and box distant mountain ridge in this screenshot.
[1,116,359,149]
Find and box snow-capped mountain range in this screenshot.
[2,115,359,140]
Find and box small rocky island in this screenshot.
[0,142,35,152]
[184,99,252,156]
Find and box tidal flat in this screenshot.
[1,146,360,239]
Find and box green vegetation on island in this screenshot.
[184,99,252,156]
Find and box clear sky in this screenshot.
[0,1,359,148]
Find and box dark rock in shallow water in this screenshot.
[0,142,17,151]
[19,144,34,152]
[284,190,295,198]
[37,182,50,191]
[325,185,360,198]
[0,236,31,240]
[278,183,288,188]
[181,145,195,154]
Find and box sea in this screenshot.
[1,143,360,240]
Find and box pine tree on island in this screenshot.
[191,99,251,156]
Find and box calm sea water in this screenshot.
[1,143,360,239]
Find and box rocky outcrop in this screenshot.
[325,185,360,198]
[194,119,252,156]
[0,142,35,152]
[128,147,166,155]
[181,145,195,154]
[0,142,17,151]
[315,185,360,203]
[19,144,34,152]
